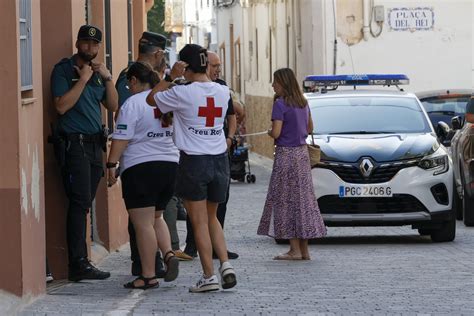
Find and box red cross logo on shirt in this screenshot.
[154,107,169,128]
[198,97,222,127]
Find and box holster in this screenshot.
[47,124,66,168]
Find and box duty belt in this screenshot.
[63,133,102,143]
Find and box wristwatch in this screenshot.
[106,162,118,168]
[164,74,173,83]
[104,75,113,82]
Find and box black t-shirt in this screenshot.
[215,78,234,136]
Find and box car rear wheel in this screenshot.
[430,212,456,242]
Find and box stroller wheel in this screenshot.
[250,174,256,183]
[246,174,251,183]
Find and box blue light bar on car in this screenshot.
[303,74,409,91]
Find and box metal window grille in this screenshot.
[19,0,33,91]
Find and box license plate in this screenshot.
[339,185,392,197]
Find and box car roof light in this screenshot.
[303,74,409,92]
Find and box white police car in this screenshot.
[306,74,455,242]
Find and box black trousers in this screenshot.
[61,140,103,264]
[185,158,231,248]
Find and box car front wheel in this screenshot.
[431,213,456,242]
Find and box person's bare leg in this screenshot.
[154,211,172,255]
[299,239,310,260]
[129,207,158,286]
[184,200,214,277]
[207,200,229,264]
[288,238,303,257]
[154,210,179,281]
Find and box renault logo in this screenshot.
[359,158,374,178]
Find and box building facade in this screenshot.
[215,0,473,158]
[0,0,154,308]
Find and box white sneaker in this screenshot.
[188,274,220,293]
[219,261,237,289]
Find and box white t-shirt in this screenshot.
[113,90,179,174]
[154,82,229,155]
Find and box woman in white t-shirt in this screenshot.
[146,44,237,293]
[107,62,179,290]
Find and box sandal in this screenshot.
[273,253,303,260]
[123,275,159,290]
[163,250,179,282]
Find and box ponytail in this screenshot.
[126,61,160,87]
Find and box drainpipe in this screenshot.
[363,0,370,41]
[295,0,301,48]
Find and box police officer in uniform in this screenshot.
[51,25,118,281]
[116,32,168,108]
[115,31,169,277]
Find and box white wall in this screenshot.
[181,0,214,49]
[321,0,473,93]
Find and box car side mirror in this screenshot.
[436,121,450,137]
[451,116,463,130]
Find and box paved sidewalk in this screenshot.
[19,153,474,315]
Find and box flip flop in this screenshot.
[273,253,303,260]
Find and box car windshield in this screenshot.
[420,96,470,115]
[309,96,432,135]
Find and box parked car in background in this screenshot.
[450,94,474,226]
[304,74,456,242]
[417,90,472,147]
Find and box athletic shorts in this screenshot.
[176,151,230,203]
[121,161,178,210]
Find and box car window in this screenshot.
[309,96,431,134]
[468,95,474,114]
[420,96,470,115]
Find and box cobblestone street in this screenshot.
[20,154,474,315]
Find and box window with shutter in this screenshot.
[19,0,33,91]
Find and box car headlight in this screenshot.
[418,154,449,175]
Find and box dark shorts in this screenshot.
[121,161,178,210]
[176,151,230,203]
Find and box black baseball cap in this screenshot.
[179,44,207,73]
[77,25,102,43]
[139,32,167,50]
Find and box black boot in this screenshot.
[68,258,110,282]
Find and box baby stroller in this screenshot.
[230,145,256,183]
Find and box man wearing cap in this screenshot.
[115,31,170,278]
[116,32,167,108]
[51,25,118,281]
